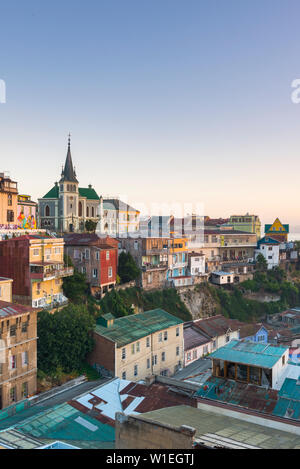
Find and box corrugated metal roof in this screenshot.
[209,339,288,368]
[95,308,183,347]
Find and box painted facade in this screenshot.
[17,195,37,230]
[0,172,18,229]
[0,235,73,309]
[265,218,289,243]
[255,236,280,270]
[227,214,261,239]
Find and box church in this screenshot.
[38,137,100,233]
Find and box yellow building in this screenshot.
[89,309,184,381]
[0,277,13,302]
[0,235,73,309]
[0,172,18,227]
[265,218,289,243]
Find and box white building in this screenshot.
[255,236,280,270]
[188,252,206,276]
[210,271,234,285]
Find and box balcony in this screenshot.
[142,262,168,271]
[143,247,169,256]
[170,261,188,269]
[30,265,74,281]
[32,293,69,309]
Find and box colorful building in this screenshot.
[265,218,289,243]
[0,235,73,309]
[0,172,18,229]
[17,195,37,230]
[63,233,118,298]
[0,280,37,410]
[118,237,170,290]
[227,214,261,239]
[38,136,100,233]
[167,236,191,286]
[255,236,280,270]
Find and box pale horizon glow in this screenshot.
[0,0,300,227]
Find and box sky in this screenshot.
[1,0,300,228]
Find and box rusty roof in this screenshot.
[184,324,211,350]
[193,315,240,338]
[0,300,35,318]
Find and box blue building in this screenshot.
[239,324,269,343]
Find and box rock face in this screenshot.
[177,284,220,320]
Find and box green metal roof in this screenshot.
[209,340,288,368]
[79,187,100,200]
[42,186,100,200]
[95,308,183,347]
[42,185,59,199]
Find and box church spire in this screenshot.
[59,133,78,183]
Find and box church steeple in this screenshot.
[59,134,78,183]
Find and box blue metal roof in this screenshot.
[209,340,288,368]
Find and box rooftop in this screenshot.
[209,339,288,368]
[138,404,300,449]
[184,324,211,351]
[95,308,183,347]
[193,315,241,338]
[0,300,34,318]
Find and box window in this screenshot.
[193,350,197,359]
[134,365,138,377]
[213,340,217,349]
[45,205,50,217]
[108,267,112,278]
[122,348,126,360]
[176,327,180,337]
[96,251,100,261]
[162,352,165,362]
[22,351,28,366]
[131,343,135,354]
[85,249,90,259]
[82,267,86,275]
[136,342,140,352]
[146,337,150,347]
[33,248,39,256]
[86,206,89,217]
[203,345,208,354]
[93,269,98,278]
[176,346,180,356]
[164,331,168,341]
[147,358,150,369]
[10,325,16,337]
[10,387,16,402]
[10,355,16,369]
[7,210,14,222]
[187,352,191,361]
[106,251,110,260]
[152,355,157,366]
[282,355,285,365]
[158,332,162,343]
[8,194,12,206]
[226,335,230,343]
[122,371,126,380]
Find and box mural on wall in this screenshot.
[17,206,37,229]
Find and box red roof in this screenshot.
[193,315,240,338]
[0,300,35,318]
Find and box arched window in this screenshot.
[92,207,94,217]
[86,206,89,217]
[45,205,50,217]
[79,201,82,217]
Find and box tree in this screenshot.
[37,304,95,373]
[256,253,268,272]
[118,252,141,283]
[85,219,98,232]
[63,269,88,303]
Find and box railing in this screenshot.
[30,266,74,280]
[142,263,168,271]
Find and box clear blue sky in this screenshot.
[1,0,300,227]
